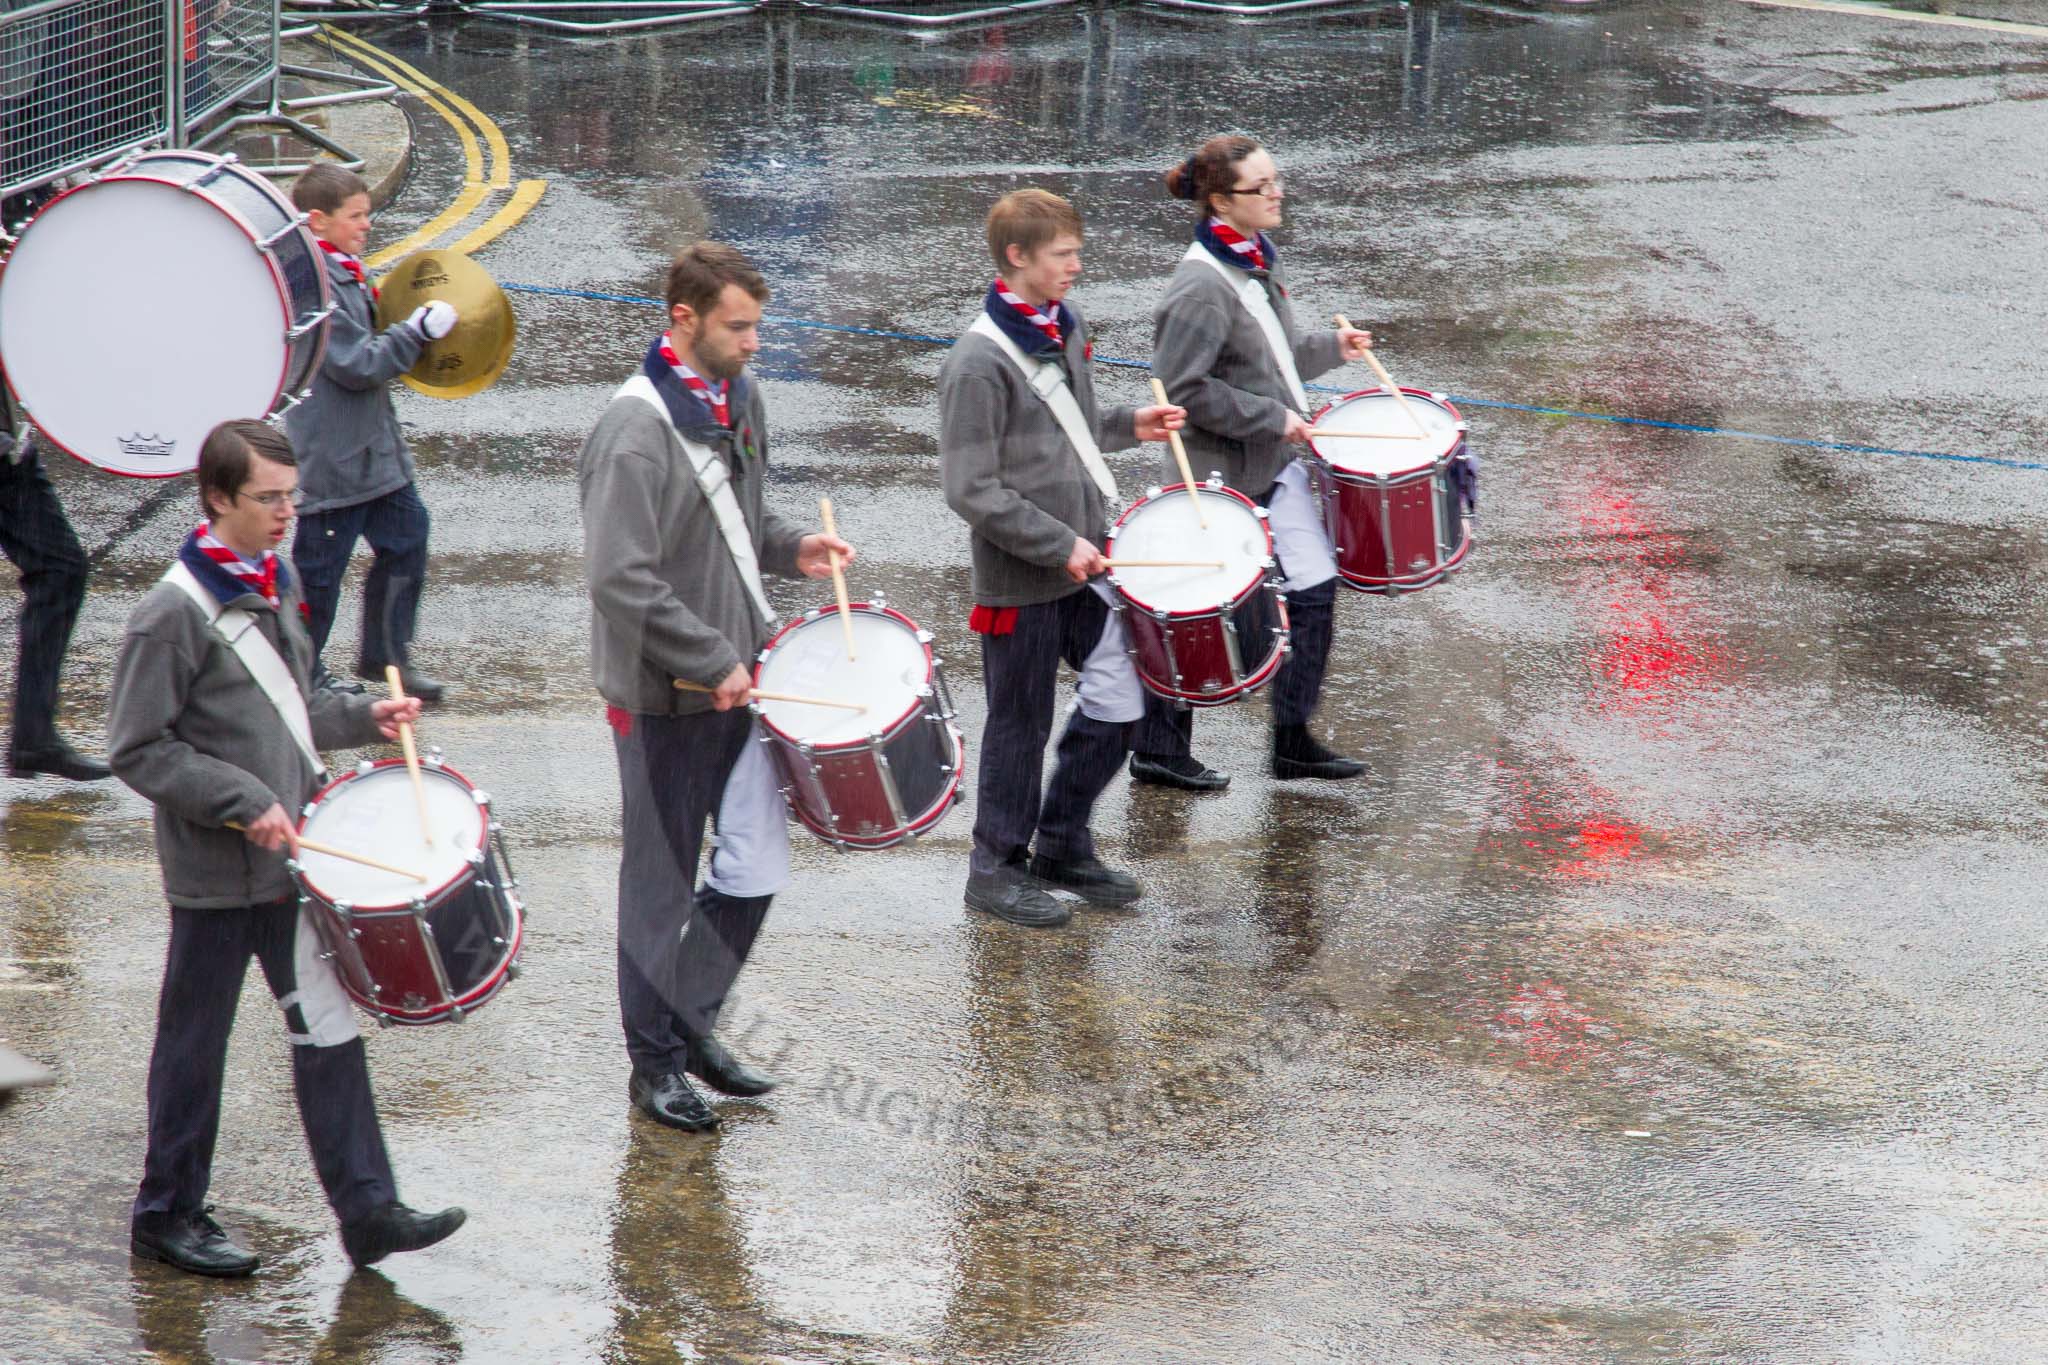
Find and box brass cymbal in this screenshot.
[373,249,516,399]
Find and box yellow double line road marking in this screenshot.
[1739,0,2048,38]
[318,27,547,270]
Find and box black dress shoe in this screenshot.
[686,1036,777,1097]
[339,1201,466,1269]
[8,738,111,782]
[1128,752,1230,792]
[1272,726,1368,781]
[1029,853,1142,907]
[312,663,367,696]
[629,1070,719,1131]
[360,664,447,704]
[131,1208,259,1278]
[965,867,1071,927]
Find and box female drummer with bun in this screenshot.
[1128,135,1377,790]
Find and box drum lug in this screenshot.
[473,790,491,806]
[802,607,822,623]
[427,746,446,768]
[375,1013,393,1028]
[354,759,375,777]
[257,213,312,251]
[915,629,933,645]
[448,1005,465,1023]
[1145,484,1162,499]
[1205,471,1223,489]
[186,154,238,188]
[506,960,522,980]
[1253,507,1271,523]
[872,592,888,609]
[288,305,337,341]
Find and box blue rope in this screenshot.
[500,281,2041,473]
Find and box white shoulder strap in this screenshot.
[162,561,324,775]
[616,375,778,629]
[968,313,1118,505]
[1184,243,1311,414]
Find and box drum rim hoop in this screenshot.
[1107,483,1274,615]
[751,600,934,746]
[295,756,490,906]
[1308,386,1465,476]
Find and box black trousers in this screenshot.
[292,483,431,673]
[0,445,88,750]
[1134,577,1337,758]
[613,708,773,1074]
[971,590,1134,877]
[133,902,396,1231]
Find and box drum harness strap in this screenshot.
[967,313,1119,506]
[1184,243,1311,416]
[614,374,778,631]
[160,561,325,778]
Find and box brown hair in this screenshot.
[198,419,296,520]
[665,242,770,318]
[291,163,371,215]
[985,189,1083,273]
[1164,135,1261,214]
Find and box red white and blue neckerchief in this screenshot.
[316,240,378,302]
[180,522,288,609]
[638,337,758,460]
[1197,217,1271,273]
[657,336,731,428]
[983,279,1076,360]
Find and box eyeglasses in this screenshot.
[237,488,303,509]
[1227,177,1285,199]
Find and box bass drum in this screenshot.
[0,150,332,477]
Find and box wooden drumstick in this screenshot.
[1305,427,1426,441]
[1148,376,1207,529]
[1101,559,1224,569]
[1336,314,1430,437]
[228,822,430,882]
[819,497,856,661]
[673,678,867,712]
[383,666,433,847]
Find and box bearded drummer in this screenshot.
[578,242,854,1132]
[939,189,1185,928]
[1128,136,1377,791]
[106,420,461,1278]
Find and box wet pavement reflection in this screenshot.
[7,0,2048,1359]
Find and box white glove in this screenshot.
[406,299,458,341]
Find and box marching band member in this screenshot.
[1129,136,1376,790]
[940,189,1185,927]
[578,242,854,1131]
[108,420,462,1278]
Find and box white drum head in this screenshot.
[0,178,289,476]
[1313,391,1460,476]
[756,609,929,744]
[1110,489,1269,613]
[298,766,485,909]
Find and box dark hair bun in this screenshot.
[1163,156,1200,201]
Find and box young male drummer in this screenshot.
[939,189,1185,927]
[579,242,854,1131]
[1131,136,1376,790]
[107,420,462,1278]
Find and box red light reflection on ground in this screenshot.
[1498,759,1649,881]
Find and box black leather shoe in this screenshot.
[339,1202,466,1269]
[630,1070,719,1131]
[1272,727,1368,781]
[1128,752,1230,792]
[131,1208,259,1278]
[360,664,447,704]
[313,663,367,696]
[964,868,1071,927]
[1029,853,1142,907]
[8,738,111,782]
[686,1036,777,1097]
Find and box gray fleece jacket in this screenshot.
[283,251,424,516]
[578,375,806,715]
[108,570,383,909]
[938,300,1139,608]
[1150,248,1344,498]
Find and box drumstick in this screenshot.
[818,497,856,661]
[227,822,430,882]
[1148,376,1207,529]
[1336,314,1430,437]
[673,679,867,712]
[383,666,434,848]
[1101,559,1224,569]
[1305,428,1427,441]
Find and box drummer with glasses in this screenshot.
[939,189,1185,928]
[1130,136,1377,791]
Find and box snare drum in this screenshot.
[1309,387,1474,594]
[293,755,523,1026]
[0,150,332,477]
[752,601,966,849]
[1105,481,1290,706]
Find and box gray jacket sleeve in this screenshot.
[758,506,807,580]
[321,308,424,394]
[1294,329,1345,385]
[1094,403,1141,455]
[307,685,381,751]
[1154,292,1292,441]
[583,418,745,687]
[108,628,280,828]
[940,369,1079,570]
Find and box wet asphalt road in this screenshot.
[7,1,2048,1360]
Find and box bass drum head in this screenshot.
[1311,389,1462,477]
[298,764,486,910]
[0,175,291,477]
[1109,486,1270,615]
[755,607,930,744]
